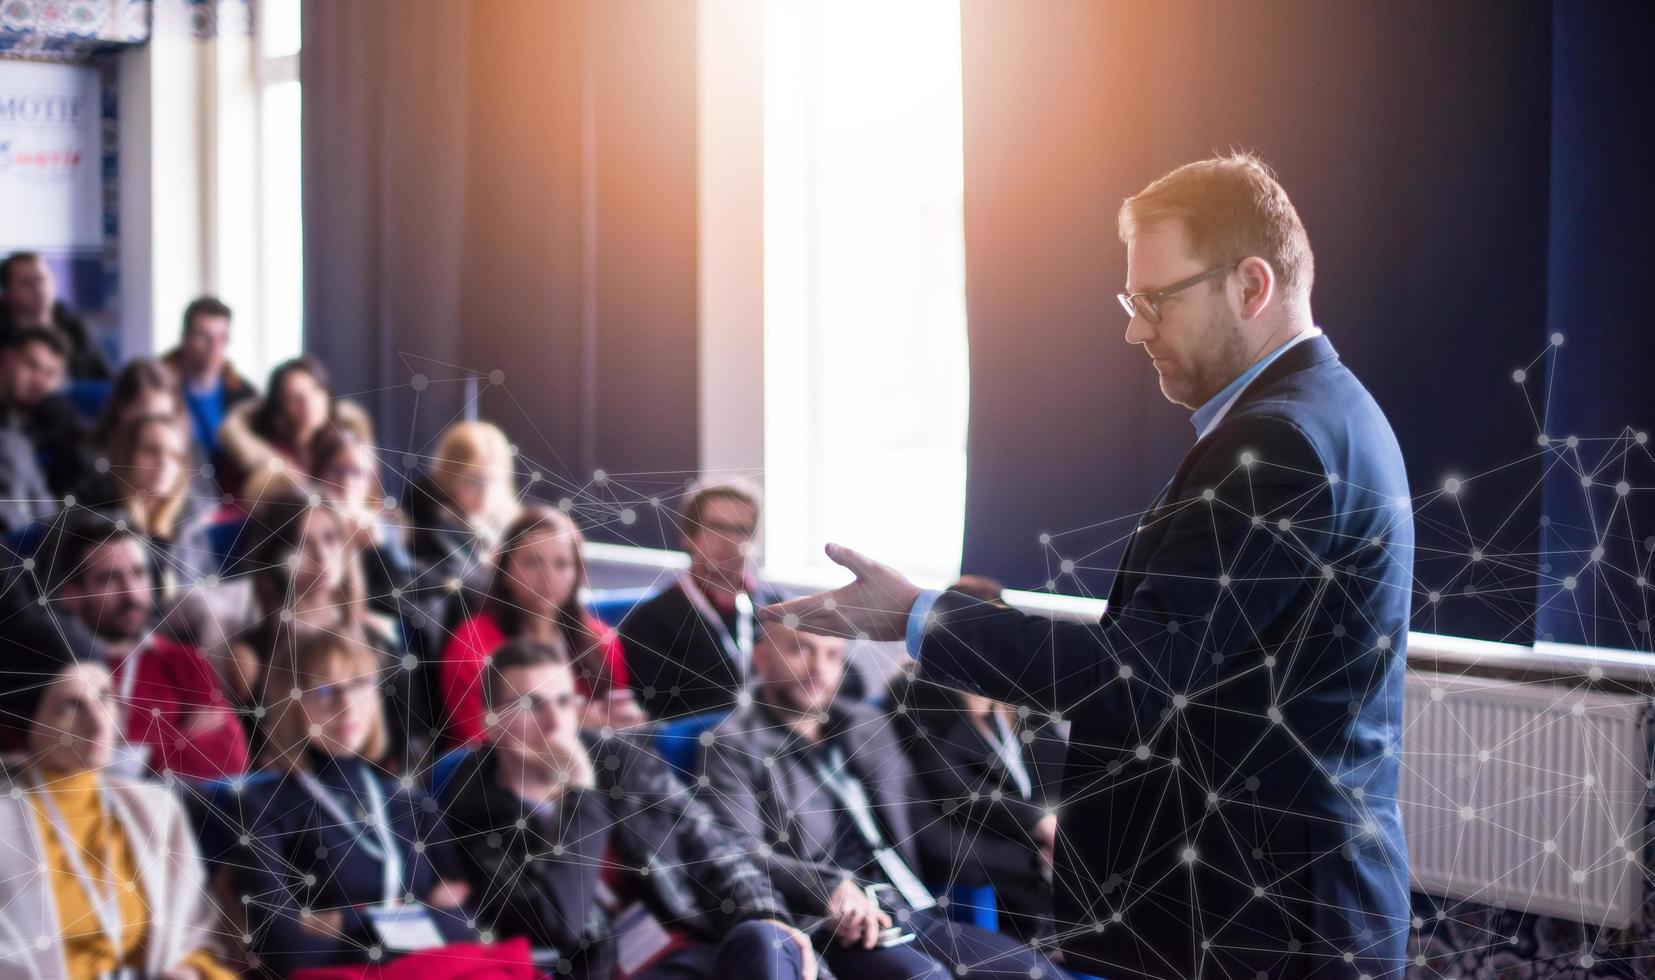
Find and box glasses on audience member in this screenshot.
[301,677,378,705]
[1116,262,1238,323]
[503,691,585,717]
[702,518,758,540]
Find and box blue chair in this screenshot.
[653,710,731,781]
[67,378,113,421]
[586,586,655,629]
[944,882,999,931]
[204,517,250,575]
[430,746,475,800]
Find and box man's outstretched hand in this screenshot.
[759,544,922,642]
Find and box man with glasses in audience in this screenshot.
[767,154,1415,980]
[620,480,785,719]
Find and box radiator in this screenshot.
[1401,669,1650,927]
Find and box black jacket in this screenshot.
[888,679,1065,888]
[0,407,55,534]
[619,579,780,719]
[915,336,1415,979]
[621,580,867,720]
[203,753,474,977]
[438,735,787,978]
[702,699,954,919]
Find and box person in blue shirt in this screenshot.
[163,296,256,461]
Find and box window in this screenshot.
[252,0,302,377]
[762,0,970,586]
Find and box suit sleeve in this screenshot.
[918,414,1335,745]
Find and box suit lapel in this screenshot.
[1104,336,1340,614]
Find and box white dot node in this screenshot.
[1201,488,1215,502]
[1459,805,1476,821]
[782,613,799,629]
[1563,576,1578,591]
[1512,368,1527,383]
[1060,559,1076,574]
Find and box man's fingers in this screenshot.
[824,542,878,579]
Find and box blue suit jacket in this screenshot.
[918,335,1414,979]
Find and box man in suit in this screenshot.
[767,154,1415,979]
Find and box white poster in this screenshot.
[0,59,103,252]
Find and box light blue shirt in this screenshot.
[1189,327,1321,440]
[904,328,1323,658]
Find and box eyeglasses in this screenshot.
[1116,263,1238,324]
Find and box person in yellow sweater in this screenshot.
[0,611,234,979]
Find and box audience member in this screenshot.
[0,251,111,379]
[406,419,519,592]
[78,412,217,591]
[212,628,521,976]
[91,357,219,503]
[162,296,256,460]
[703,620,1070,980]
[620,480,783,720]
[219,355,370,498]
[439,638,818,980]
[41,510,248,780]
[440,504,641,745]
[0,330,58,533]
[0,610,234,977]
[0,323,91,497]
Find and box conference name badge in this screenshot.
[367,905,446,952]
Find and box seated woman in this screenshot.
[0,611,234,978]
[439,638,816,980]
[79,412,217,593]
[309,424,417,618]
[92,357,219,501]
[217,355,371,499]
[439,504,642,745]
[216,627,525,977]
[233,492,420,765]
[405,420,519,594]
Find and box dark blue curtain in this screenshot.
[959,0,1652,646]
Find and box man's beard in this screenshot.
[1164,308,1251,409]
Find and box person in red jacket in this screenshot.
[439,504,642,745]
[42,509,249,780]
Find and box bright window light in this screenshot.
[762,0,971,587]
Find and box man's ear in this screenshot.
[1234,256,1275,320]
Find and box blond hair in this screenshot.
[1119,152,1314,300]
[431,420,519,546]
[258,626,388,769]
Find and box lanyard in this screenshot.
[808,747,936,912]
[27,774,137,957]
[678,572,754,678]
[989,714,1033,800]
[296,768,403,907]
